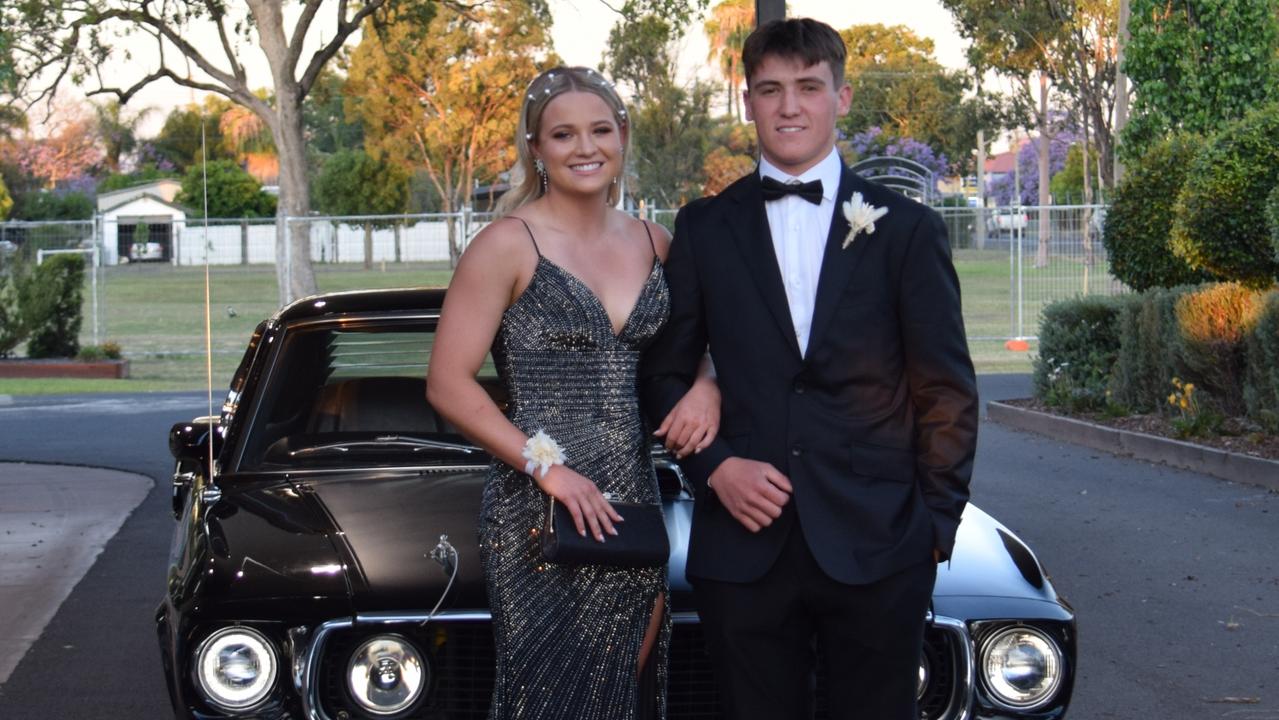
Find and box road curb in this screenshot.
[987,401,1279,492]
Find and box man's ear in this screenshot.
[743,88,754,122]
[836,82,852,117]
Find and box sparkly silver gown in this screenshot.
[479,220,671,720]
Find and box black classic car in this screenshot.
[159,287,1075,720]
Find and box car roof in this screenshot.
[275,287,448,324]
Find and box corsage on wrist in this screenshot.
[522,430,566,479]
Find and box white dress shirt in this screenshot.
[759,147,843,357]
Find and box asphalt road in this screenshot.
[0,377,1275,719]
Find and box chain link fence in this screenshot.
[1,204,1119,379]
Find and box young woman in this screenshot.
[426,66,718,720]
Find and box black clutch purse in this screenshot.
[541,496,670,568]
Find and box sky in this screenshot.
[58,0,971,138]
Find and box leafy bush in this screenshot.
[1244,291,1279,430]
[1033,295,1131,411]
[76,342,121,361]
[0,263,26,357]
[1170,103,1279,288]
[1173,283,1268,416]
[0,175,12,221]
[12,191,94,221]
[177,160,277,218]
[1267,184,1279,262]
[1110,285,1194,412]
[22,253,85,358]
[1103,134,1213,291]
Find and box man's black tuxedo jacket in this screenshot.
[642,165,979,586]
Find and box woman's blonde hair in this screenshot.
[496,66,631,216]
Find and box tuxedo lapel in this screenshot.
[806,167,870,359]
[727,174,803,359]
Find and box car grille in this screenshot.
[318,620,962,719]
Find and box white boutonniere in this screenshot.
[522,430,566,478]
[841,192,888,249]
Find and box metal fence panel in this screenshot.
[0,204,1125,364]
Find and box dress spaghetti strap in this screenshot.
[509,216,541,256]
[638,219,658,260]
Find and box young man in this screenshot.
[643,18,979,719]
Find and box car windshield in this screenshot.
[237,318,499,471]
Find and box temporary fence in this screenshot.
[0,204,1120,360]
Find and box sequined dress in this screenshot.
[479,220,671,720]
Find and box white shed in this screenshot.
[97,181,190,265]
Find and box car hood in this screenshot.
[297,469,489,613]
[935,504,1069,615]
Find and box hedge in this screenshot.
[1032,295,1132,411]
[1170,103,1279,288]
[1172,283,1267,416]
[1244,292,1279,428]
[1103,133,1213,291]
[1109,286,1192,412]
[23,253,85,359]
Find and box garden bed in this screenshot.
[0,358,130,379]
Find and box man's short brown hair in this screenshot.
[742,18,847,88]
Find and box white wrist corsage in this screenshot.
[522,430,566,478]
[842,192,888,249]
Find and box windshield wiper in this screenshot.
[289,435,481,457]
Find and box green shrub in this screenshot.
[177,160,277,218]
[1110,285,1194,412]
[1267,184,1279,262]
[12,191,94,221]
[1170,103,1279,288]
[0,264,26,357]
[75,341,124,362]
[1033,295,1131,411]
[1103,134,1213,291]
[1173,282,1268,416]
[1244,291,1279,430]
[22,253,85,358]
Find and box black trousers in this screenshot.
[692,525,937,720]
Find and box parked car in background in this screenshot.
[158,287,1077,720]
[987,207,1029,236]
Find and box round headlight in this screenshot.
[917,653,930,701]
[981,627,1063,710]
[194,627,278,710]
[347,635,428,716]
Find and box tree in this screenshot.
[4,0,707,304]
[838,25,968,158]
[92,99,154,174]
[1054,0,1120,192]
[304,68,364,156]
[701,122,756,195]
[1120,0,1279,162]
[314,150,410,268]
[0,175,11,220]
[704,0,753,121]
[346,0,557,265]
[11,103,102,191]
[941,0,1074,266]
[152,98,232,173]
[176,160,277,218]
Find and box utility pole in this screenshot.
[755,0,784,25]
[1114,0,1131,183]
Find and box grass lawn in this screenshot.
[4,251,1121,395]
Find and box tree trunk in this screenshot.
[1114,0,1131,185]
[363,223,374,270]
[1082,113,1094,270]
[976,128,987,251]
[240,220,249,265]
[1035,73,1051,269]
[394,224,402,264]
[273,91,317,306]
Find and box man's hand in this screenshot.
[708,457,792,532]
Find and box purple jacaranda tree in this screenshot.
[846,127,950,191]
[987,128,1079,206]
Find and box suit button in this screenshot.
[793,380,806,394]
[791,447,803,457]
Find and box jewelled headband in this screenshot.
[522,68,628,141]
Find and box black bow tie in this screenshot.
[760,176,824,205]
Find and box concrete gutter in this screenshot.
[987,401,1279,492]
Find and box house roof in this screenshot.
[100,192,190,216]
[95,178,182,211]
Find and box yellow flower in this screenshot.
[1184,383,1195,394]
[1168,394,1177,405]
[1172,377,1181,386]
[1179,397,1189,410]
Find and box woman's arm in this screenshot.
[427,221,621,541]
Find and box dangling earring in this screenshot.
[534,158,548,194]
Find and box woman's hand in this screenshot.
[537,465,623,542]
[655,374,720,459]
